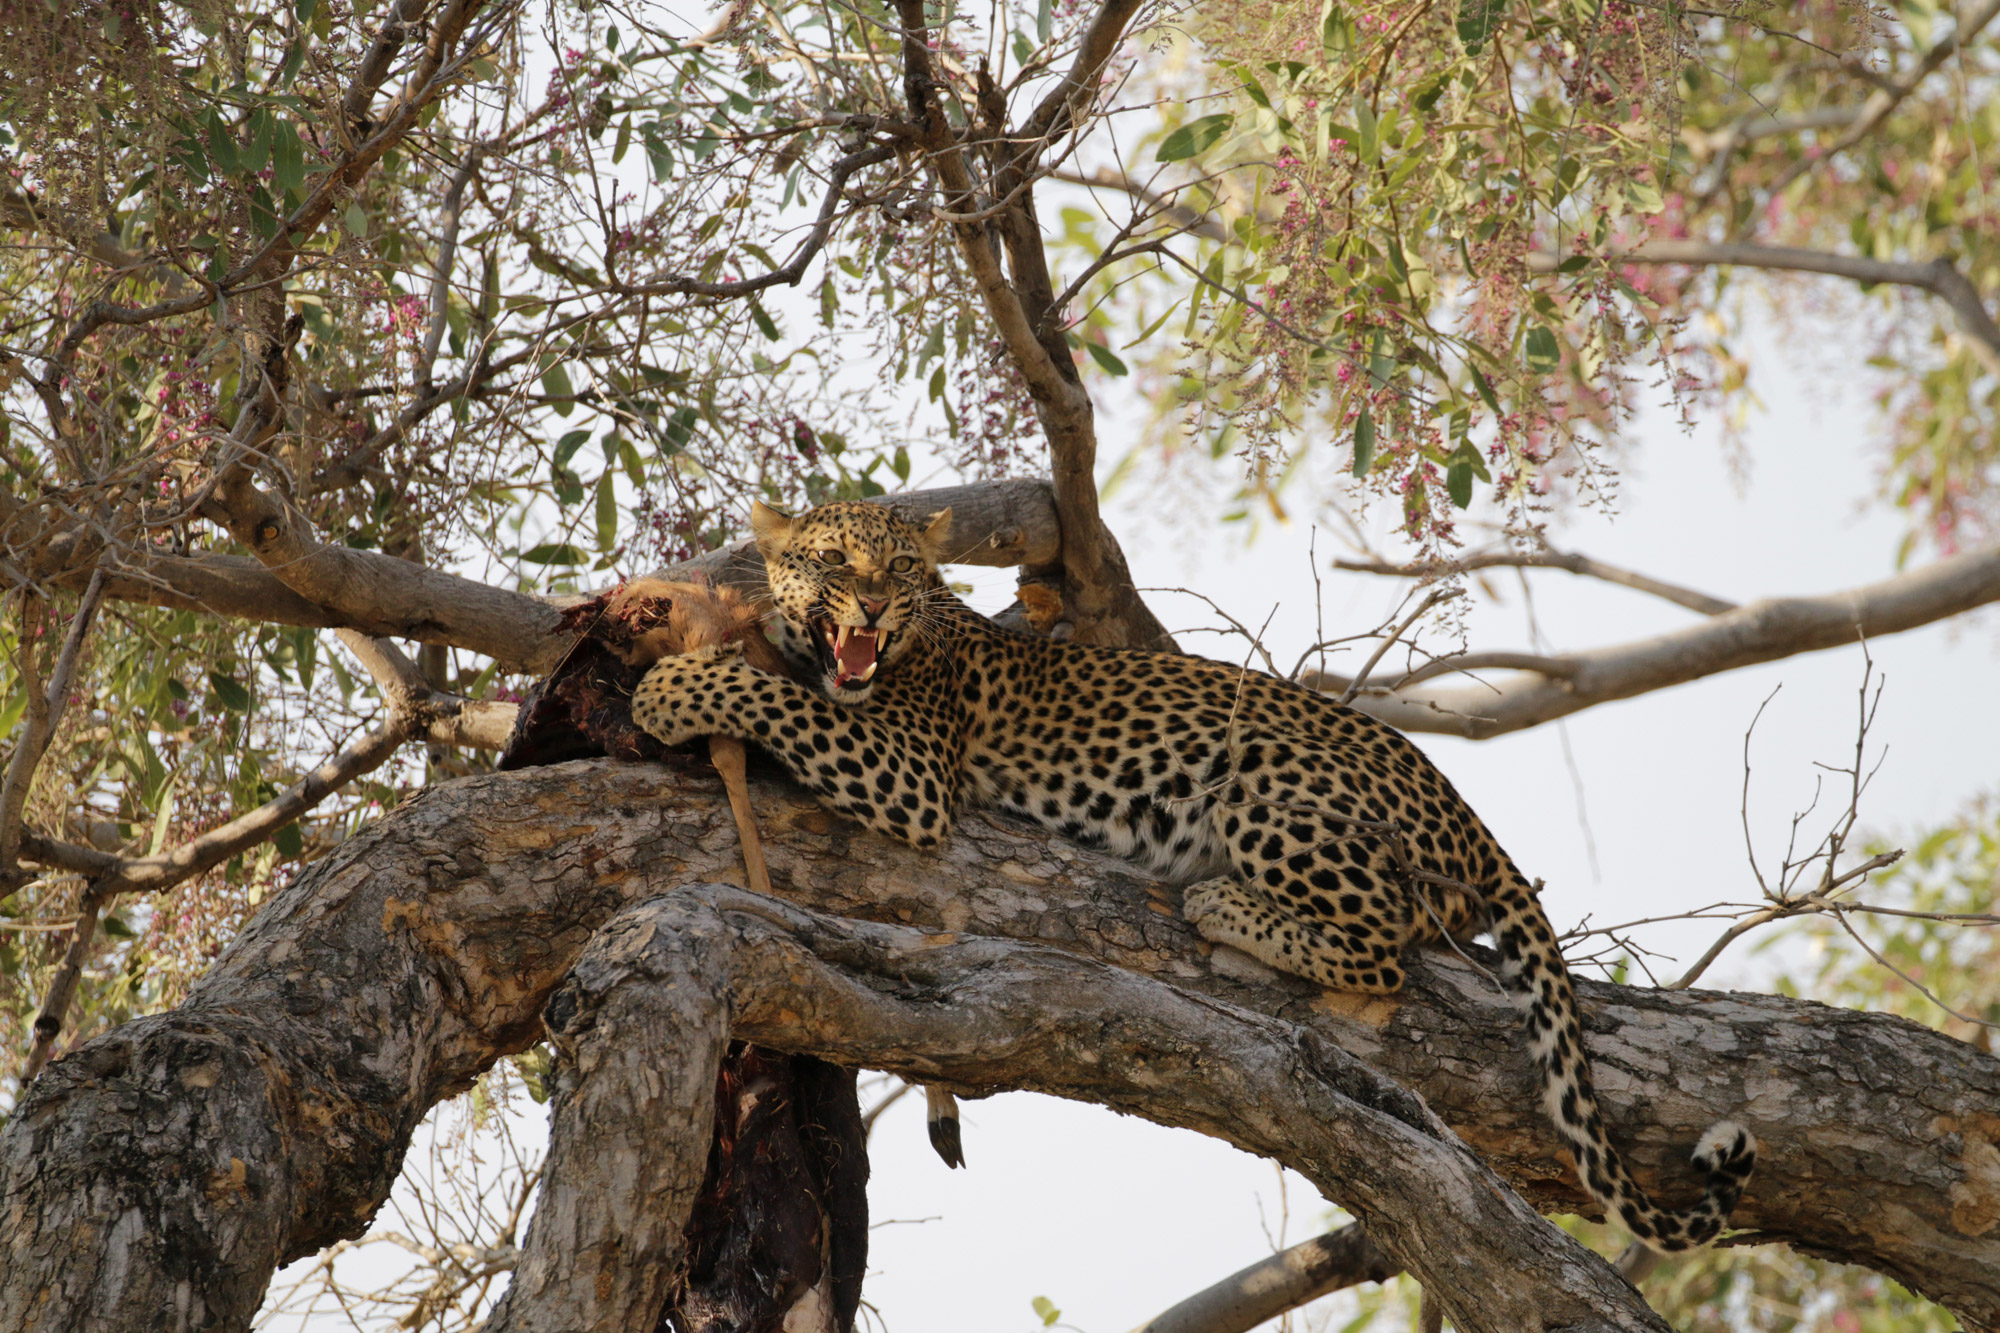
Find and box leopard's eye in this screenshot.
[816,549,847,566]
[889,554,917,574]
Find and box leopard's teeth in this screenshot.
[832,623,850,652]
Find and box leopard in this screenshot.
[632,499,1757,1252]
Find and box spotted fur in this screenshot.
[634,501,1756,1250]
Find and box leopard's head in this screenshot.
[750,500,953,705]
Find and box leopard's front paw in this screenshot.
[632,646,740,746]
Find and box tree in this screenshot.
[2,0,1998,1328]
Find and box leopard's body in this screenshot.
[634,501,1755,1251]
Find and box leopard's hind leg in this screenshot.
[1184,769,1425,993]
[1183,874,1410,993]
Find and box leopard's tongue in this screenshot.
[834,627,879,685]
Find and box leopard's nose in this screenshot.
[858,595,888,620]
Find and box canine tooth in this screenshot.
[834,624,850,651]
[860,659,877,681]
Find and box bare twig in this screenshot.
[1339,588,1453,705]
[1335,546,1738,617]
[0,571,107,891]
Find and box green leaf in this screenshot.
[0,687,25,738]
[1353,99,1379,167]
[1468,364,1502,414]
[204,109,240,176]
[100,913,138,940]
[1446,459,1474,508]
[594,472,618,551]
[553,427,591,469]
[1456,0,1504,52]
[751,303,780,341]
[612,117,632,165]
[1156,113,1234,163]
[209,672,252,713]
[1031,1297,1060,1327]
[521,542,588,566]
[1035,0,1052,44]
[295,0,317,20]
[819,275,838,327]
[343,202,368,236]
[1319,0,1346,54]
[1524,324,1560,372]
[1085,341,1129,375]
[542,361,575,416]
[1624,180,1665,214]
[928,364,946,402]
[891,447,911,482]
[1124,300,1181,349]
[147,776,179,857]
[271,119,306,193]
[274,823,305,858]
[1351,404,1375,475]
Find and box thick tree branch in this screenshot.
[2,764,1994,1329]
[1314,542,2000,738]
[492,887,1669,1333]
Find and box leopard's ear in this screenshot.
[749,500,794,558]
[918,507,953,565]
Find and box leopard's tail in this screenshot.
[1488,873,1755,1251]
[924,1085,965,1169]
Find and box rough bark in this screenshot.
[2,763,1995,1330]
[490,887,1670,1333]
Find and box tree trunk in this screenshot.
[2,761,1995,1330]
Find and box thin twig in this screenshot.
[1339,588,1452,706]
[0,570,107,891]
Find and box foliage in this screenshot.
[1065,1,2000,557]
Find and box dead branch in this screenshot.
[1309,542,2000,737]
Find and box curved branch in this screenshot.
[492,887,1668,1333]
[2,763,1994,1329]
[624,142,901,298]
[1313,543,2000,738]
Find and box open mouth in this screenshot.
[816,619,891,688]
